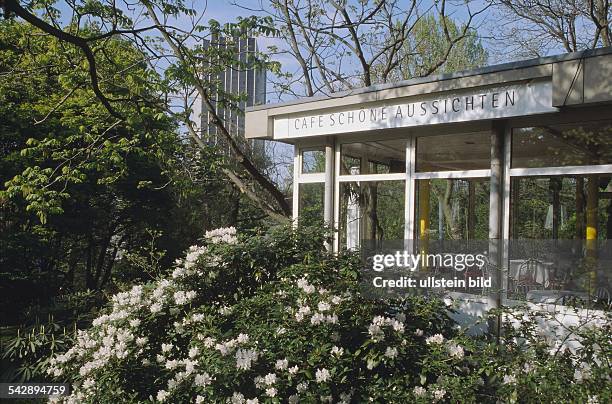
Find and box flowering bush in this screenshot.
[47,225,611,403]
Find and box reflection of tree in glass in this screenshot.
[427,179,489,240]
[513,124,612,168]
[298,183,324,226]
[339,181,404,246]
[511,176,611,240]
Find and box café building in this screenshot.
[245,48,612,308]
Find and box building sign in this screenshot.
[273,80,557,139]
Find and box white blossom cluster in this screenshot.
[367,315,405,342]
[204,226,238,244]
[46,228,242,402]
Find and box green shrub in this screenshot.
[47,225,611,403]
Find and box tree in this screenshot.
[1,0,291,222]
[387,14,488,81]
[261,0,490,98]
[0,20,234,324]
[493,0,611,57]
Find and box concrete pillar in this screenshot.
[489,122,505,337]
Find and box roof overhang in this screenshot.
[246,47,612,143]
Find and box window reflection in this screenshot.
[416,132,490,172]
[298,183,324,226]
[302,149,325,174]
[415,179,489,240]
[340,140,406,175]
[509,175,612,307]
[339,181,405,249]
[512,122,612,168]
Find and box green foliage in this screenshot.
[44,226,610,403]
[390,14,488,79]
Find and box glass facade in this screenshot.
[293,120,611,308]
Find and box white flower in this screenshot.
[236,333,249,344]
[189,347,199,359]
[265,387,277,397]
[331,346,344,356]
[288,365,299,375]
[165,359,179,370]
[315,368,331,383]
[161,343,173,353]
[173,290,196,305]
[296,277,315,294]
[275,358,289,370]
[413,386,426,397]
[414,328,424,337]
[502,374,517,385]
[447,342,464,359]
[368,324,384,341]
[230,392,245,404]
[587,396,600,404]
[156,390,169,402]
[129,319,141,328]
[317,301,331,312]
[235,348,258,370]
[431,388,446,402]
[385,347,398,359]
[194,372,213,387]
[203,337,216,348]
[195,396,205,404]
[150,302,163,313]
[82,378,95,390]
[184,359,197,375]
[264,372,277,386]
[219,306,232,315]
[331,295,342,305]
[136,337,148,347]
[326,314,338,324]
[245,399,259,404]
[310,312,325,325]
[297,382,308,392]
[288,394,299,404]
[425,334,445,345]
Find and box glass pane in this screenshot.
[512,121,612,168]
[414,179,490,240]
[510,175,612,240]
[339,181,405,249]
[340,140,406,175]
[302,149,325,173]
[298,183,324,225]
[508,175,612,305]
[416,132,491,172]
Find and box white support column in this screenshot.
[292,145,300,226]
[324,141,335,251]
[333,142,341,252]
[405,137,416,246]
